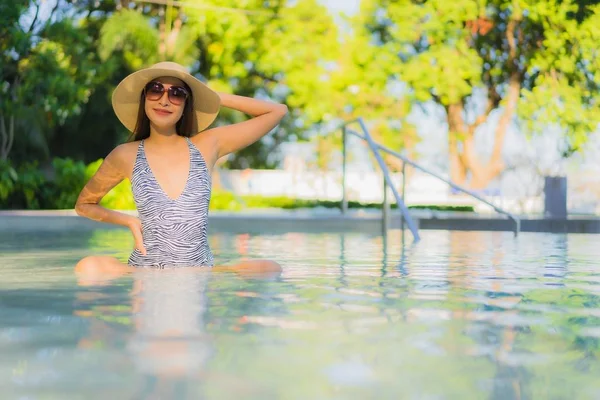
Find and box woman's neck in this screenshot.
[147,124,181,145]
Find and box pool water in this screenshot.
[1,228,599,399]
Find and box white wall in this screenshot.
[216,169,554,214]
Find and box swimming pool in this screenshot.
[1,228,599,399]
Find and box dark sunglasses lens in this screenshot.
[168,86,188,104]
[145,82,164,100]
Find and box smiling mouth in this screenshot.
[153,109,172,115]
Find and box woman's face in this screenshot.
[144,76,188,130]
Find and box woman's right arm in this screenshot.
[75,145,146,254]
[75,145,131,226]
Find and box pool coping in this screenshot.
[1,209,599,234]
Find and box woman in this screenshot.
[75,61,287,279]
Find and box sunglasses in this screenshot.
[144,81,189,105]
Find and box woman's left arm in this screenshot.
[205,93,288,159]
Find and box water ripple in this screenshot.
[0,229,599,398]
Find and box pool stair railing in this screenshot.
[338,118,521,242]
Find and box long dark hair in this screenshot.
[129,81,195,142]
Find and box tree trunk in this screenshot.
[447,83,519,190]
[443,19,522,190]
[446,103,468,185]
[467,18,521,190]
[446,77,519,190]
[0,113,15,161]
[446,72,521,189]
[158,15,166,59]
[166,14,182,56]
[0,114,6,161]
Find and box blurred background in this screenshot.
[1,0,599,215]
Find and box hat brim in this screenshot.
[111,67,221,134]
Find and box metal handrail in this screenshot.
[339,118,521,238]
[341,119,420,242]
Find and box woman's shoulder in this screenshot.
[109,141,140,158]
[104,141,140,175]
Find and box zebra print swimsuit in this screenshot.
[128,137,214,268]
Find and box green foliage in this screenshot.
[183,0,340,168]
[408,204,475,212]
[11,161,46,209]
[0,159,18,202]
[518,3,600,151]
[361,0,482,106]
[361,0,600,152]
[0,157,85,210]
[1,5,96,163]
[0,1,29,70]
[17,39,91,125]
[255,0,341,116]
[16,6,129,165]
[99,9,160,70]
[48,158,86,209]
[209,190,476,212]
[309,6,419,169]
[209,189,244,211]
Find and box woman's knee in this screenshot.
[75,256,103,274]
[74,256,131,286]
[75,256,129,274]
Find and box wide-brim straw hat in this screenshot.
[111,61,221,133]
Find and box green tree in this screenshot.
[324,24,418,172]
[0,0,94,163]
[360,0,600,189]
[99,6,199,70]
[184,0,339,168]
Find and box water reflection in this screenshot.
[75,270,214,399]
[1,230,600,398]
[128,270,212,398]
